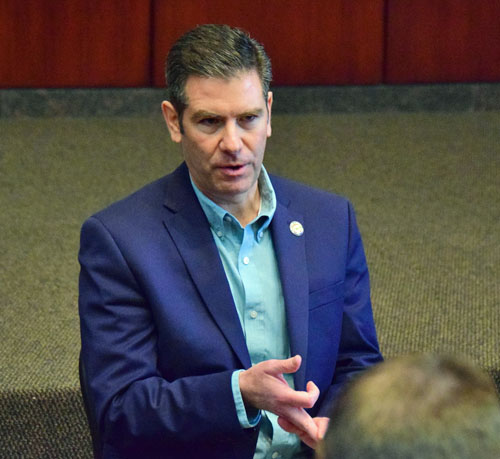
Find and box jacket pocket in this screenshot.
[308,281,344,311]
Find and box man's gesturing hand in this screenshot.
[239,355,320,441]
[277,415,330,449]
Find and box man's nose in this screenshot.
[220,122,242,153]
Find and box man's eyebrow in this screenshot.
[239,108,265,117]
[190,110,220,122]
[190,108,265,122]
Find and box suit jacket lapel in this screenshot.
[161,164,251,369]
[272,196,309,391]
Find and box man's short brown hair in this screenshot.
[165,24,272,122]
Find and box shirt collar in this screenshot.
[190,165,276,234]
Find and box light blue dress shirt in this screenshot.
[191,167,306,458]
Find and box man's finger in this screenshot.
[279,416,329,450]
[315,417,330,439]
[278,416,318,449]
[276,385,319,409]
[278,406,318,439]
[305,380,320,406]
[266,355,301,375]
[277,416,303,435]
[277,380,319,409]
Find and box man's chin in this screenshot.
[213,180,259,202]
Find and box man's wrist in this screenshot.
[231,370,261,428]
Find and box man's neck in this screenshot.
[222,187,261,228]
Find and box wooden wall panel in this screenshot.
[0,0,152,88]
[152,0,384,87]
[385,0,500,83]
[5,1,498,88]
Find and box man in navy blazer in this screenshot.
[79,25,382,458]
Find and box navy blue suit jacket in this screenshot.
[79,162,382,458]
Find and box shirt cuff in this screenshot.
[231,369,261,428]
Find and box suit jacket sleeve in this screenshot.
[79,216,255,455]
[315,200,382,416]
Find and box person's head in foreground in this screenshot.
[317,353,500,459]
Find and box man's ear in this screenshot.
[161,101,182,143]
[266,91,273,138]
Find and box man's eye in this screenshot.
[240,115,257,124]
[200,118,220,126]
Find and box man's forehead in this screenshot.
[183,70,268,114]
[185,68,262,87]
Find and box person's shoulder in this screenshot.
[80,168,182,242]
[92,175,168,223]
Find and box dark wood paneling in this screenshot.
[0,0,152,88]
[152,0,384,87]
[385,0,500,83]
